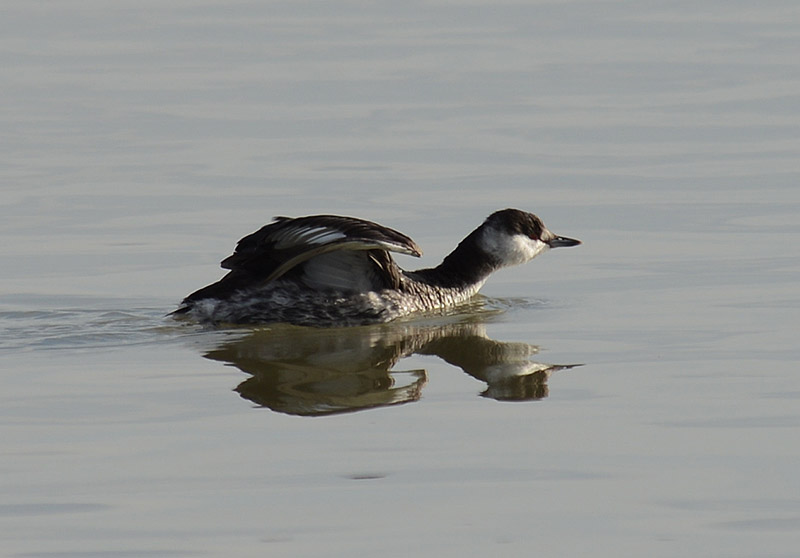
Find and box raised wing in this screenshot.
[220,214,422,285]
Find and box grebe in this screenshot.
[174,208,580,326]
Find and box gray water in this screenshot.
[2,1,800,556]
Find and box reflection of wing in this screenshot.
[235,368,427,417]
[204,326,428,416]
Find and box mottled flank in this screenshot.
[182,275,485,327]
[174,209,580,327]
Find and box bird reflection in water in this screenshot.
[203,312,578,416]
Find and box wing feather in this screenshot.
[178,215,417,305]
[220,214,422,284]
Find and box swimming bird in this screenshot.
[173,208,580,326]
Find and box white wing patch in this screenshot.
[273,226,347,249]
[306,230,347,244]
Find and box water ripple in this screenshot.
[0,303,186,352]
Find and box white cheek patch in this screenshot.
[530,237,550,259]
[480,228,549,267]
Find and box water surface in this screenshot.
[2,1,800,557]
